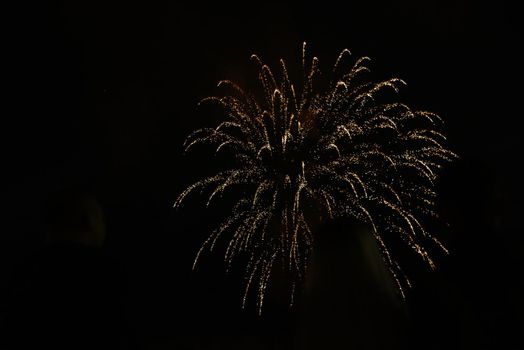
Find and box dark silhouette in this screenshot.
[295,218,408,350]
[1,188,130,349]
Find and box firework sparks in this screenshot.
[175,43,457,313]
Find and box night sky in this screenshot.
[2,1,523,349]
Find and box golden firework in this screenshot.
[175,43,457,313]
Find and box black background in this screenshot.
[2,1,523,348]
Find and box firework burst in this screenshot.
[175,43,457,313]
